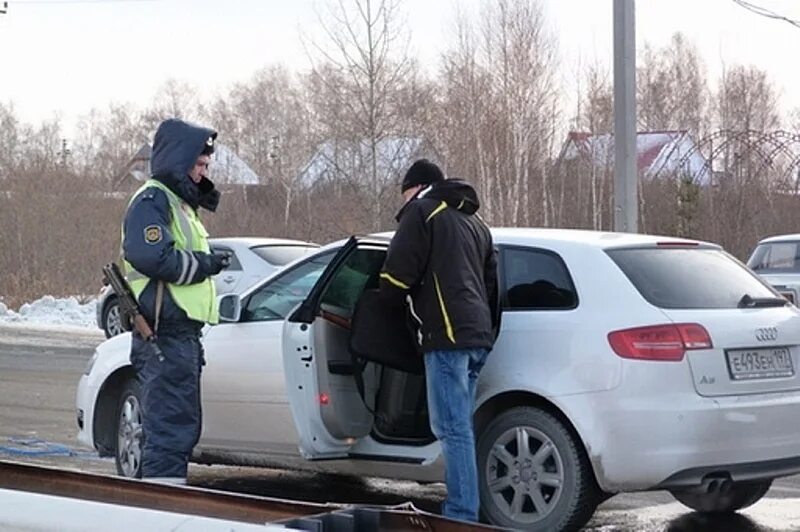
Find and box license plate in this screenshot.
[726,347,795,380]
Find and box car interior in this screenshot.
[308,246,435,446]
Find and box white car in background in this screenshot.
[95,237,318,337]
[747,233,800,305]
[78,229,800,531]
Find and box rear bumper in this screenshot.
[656,455,800,489]
[563,389,800,492]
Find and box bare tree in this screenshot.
[304,0,418,231]
[141,79,204,132]
[0,103,22,180]
[428,6,493,213]
[435,0,559,227]
[207,66,315,230]
[71,103,150,185]
[715,64,780,132]
[637,33,709,137]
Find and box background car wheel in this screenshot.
[670,479,772,513]
[477,406,599,532]
[115,379,143,478]
[103,297,124,338]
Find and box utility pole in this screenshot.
[613,0,638,233]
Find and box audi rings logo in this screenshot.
[755,327,778,342]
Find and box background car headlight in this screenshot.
[84,350,99,375]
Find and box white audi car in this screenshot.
[77,228,800,531]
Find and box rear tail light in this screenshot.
[608,323,712,361]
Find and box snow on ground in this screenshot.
[0,296,97,331]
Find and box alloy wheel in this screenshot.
[106,303,124,337]
[485,425,565,525]
[117,393,142,477]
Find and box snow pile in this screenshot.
[0,296,97,330]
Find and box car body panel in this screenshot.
[76,332,134,448]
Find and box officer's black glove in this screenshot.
[205,252,231,275]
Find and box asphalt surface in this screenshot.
[3,323,800,530]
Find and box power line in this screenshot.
[732,0,800,29]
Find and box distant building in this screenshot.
[114,143,262,190]
[556,130,710,185]
[297,136,436,189]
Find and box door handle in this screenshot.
[223,275,235,283]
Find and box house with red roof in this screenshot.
[556,130,710,185]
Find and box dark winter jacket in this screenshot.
[122,119,221,330]
[379,179,499,352]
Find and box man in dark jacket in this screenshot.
[379,159,498,521]
[122,118,229,483]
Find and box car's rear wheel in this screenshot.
[670,479,772,513]
[477,406,599,531]
[115,379,143,478]
[103,298,124,338]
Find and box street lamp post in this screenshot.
[613,0,638,233]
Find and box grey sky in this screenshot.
[1,0,799,136]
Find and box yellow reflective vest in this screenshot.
[122,179,218,324]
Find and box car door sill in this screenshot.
[346,453,425,464]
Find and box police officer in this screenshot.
[122,118,229,484]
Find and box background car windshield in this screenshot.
[608,247,776,309]
[242,251,335,321]
[747,242,800,273]
[251,245,318,267]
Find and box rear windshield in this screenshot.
[607,247,776,309]
[251,245,318,267]
[747,242,800,273]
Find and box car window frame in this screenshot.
[498,244,579,312]
[239,249,338,323]
[748,241,800,274]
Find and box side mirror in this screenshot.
[218,294,241,322]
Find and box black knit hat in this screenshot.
[401,159,444,192]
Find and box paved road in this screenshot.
[2,324,800,530]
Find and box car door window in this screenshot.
[320,248,386,317]
[502,247,578,310]
[210,245,242,271]
[242,251,336,321]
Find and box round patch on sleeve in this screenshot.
[144,225,163,244]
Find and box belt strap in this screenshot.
[154,280,164,333]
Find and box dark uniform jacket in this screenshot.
[122,119,221,330]
[379,179,499,353]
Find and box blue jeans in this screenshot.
[424,348,490,522]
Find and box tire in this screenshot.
[102,297,124,338]
[670,479,772,513]
[477,407,599,531]
[115,379,143,478]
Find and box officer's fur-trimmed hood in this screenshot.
[150,118,220,212]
